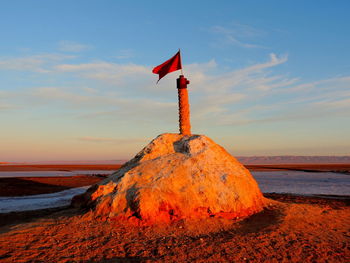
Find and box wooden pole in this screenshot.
[177,75,191,135]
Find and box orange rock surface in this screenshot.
[74,134,267,223]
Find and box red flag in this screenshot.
[152,51,182,82]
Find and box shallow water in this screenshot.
[0,186,89,213]
[0,170,349,212]
[252,171,350,196]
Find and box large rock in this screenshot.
[73,134,267,223]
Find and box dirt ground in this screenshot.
[0,164,349,262]
[0,194,348,263]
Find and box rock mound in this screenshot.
[73,134,267,223]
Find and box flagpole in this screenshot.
[177,75,191,135]
[152,50,191,135]
[179,48,184,75]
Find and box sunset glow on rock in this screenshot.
[73,134,267,223]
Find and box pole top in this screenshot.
[177,75,190,89]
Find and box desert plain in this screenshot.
[0,162,349,262]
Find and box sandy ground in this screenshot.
[0,164,349,262]
[0,195,348,262]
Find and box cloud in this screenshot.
[2,52,349,131]
[197,53,288,93]
[315,98,350,109]
[58,41,91,52]
[0,104,15,110]
[82,87,98,94]
[32,87,97,105]
[2,46,349,158]
[210,24,265,49]
[0,91,18,111]
[77,136,148,144]
[1,53,294,126]
[186,53,292,123]
[0,53,75,73]
[185,54,350,127]
[213,75,350,126]
[76,99,177,124]
[23,86,177,124]
[55,62,148,74]
[239,53,288,73]
[288,76,350,92]
[115,49,134,59]
[54,61,150,84]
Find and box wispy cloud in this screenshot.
[54,61,150,84]
[2,52,349,131]
[210,23,266,49]
[186,54,350,127]
[23,86,177,124]
[312,97,350,110]
[115,49,134,59]
[0,92,17,111]
[0,104,15,110]
[0,53,75,73]
[187,53,292,123]
[288,76,350,92]
[212,75,350,126]
[32,87,99,105]
[58,41,91,52]
[77,136,148,144]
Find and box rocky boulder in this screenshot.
[73,134,267,223]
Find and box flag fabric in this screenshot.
[152,51,182,82]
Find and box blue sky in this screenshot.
[0,0,349,161]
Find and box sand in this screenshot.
[0,164,349,262]
[0,194,348,262]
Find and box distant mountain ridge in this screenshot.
[2,156,350,165]
[237,156,350,164]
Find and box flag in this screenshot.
[152,51,182,82]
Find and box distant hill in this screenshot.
[0,160,127,165]
[2,156,350,165]
[237,156,350,164]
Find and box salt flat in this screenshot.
[253,171,350,196]
[0,186,89,213]
[0,170,349,213]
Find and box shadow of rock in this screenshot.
[0,177,71,197]
[0,207,84,234]
[235,206,284,235]
[264,193,350,208]
[103,257,153,262]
